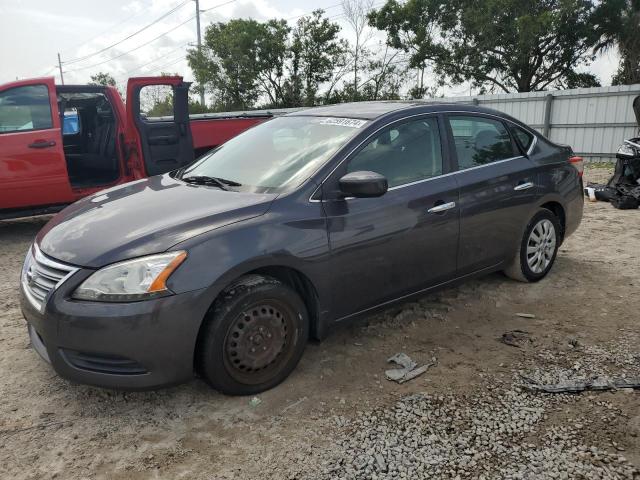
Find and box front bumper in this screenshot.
[21,274,213,390]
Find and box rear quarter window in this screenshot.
[511,125,535,152]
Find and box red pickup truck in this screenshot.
[0,76,272,219]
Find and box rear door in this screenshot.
[444,113,539,275]
[0,77,73,210]
[125,77,194,177]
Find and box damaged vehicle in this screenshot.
[20,102,584,395]
[587,95,640,209]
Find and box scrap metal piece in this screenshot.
[385,353,435,384]
[522,375,640,394]
[500,330,530,348]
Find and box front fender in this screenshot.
[165,205,331,331]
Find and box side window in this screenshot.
[139,84,174,120]
[448,115,518,170]
[0,85,53,133]
[511,125,534,152]
[347,117,443,188]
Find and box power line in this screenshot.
[64,0,238,76]
[124,43,191,77]
[201,0,238,13]
[65,1,155,54]
[62,0,191,65]
[148,56,190,75]
[64,16,196,73]
[286,2,343,22]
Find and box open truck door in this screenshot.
[0,77,74,214]
[125,77,194,177]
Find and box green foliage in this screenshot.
[146,96,173,117]
[370,0,601,93]
[187,19,266,110]
[89,72,117,87]
[187,12,347,109]
[287,10,349,106]
[593,0,640,85]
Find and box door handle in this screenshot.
[514,181,535,191]
[428,201,456,214]
[28,140,56,149]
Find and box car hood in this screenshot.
[37,174,277,268]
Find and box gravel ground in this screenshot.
[2,164,640,479]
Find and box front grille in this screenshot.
[21,245,78,313]
[61,349,148,375]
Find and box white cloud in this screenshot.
[0,0,621,91]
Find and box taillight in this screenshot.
[569,156,584,177]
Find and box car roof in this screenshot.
[287,100,505,121]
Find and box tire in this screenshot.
[197,274,309,395]
[503,209,561,283]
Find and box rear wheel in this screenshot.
[504,209,561,282]
[197,275,309,395]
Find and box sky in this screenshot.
[0,0,621,97]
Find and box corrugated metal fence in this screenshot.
[437,85,640,163]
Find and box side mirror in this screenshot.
[338,171,388,198]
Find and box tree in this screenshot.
[255,19,291,106]
[89,72,116,87]
[368,0,449,97]
[287,10,348,106]
[370,0,601,93]
[188,19,267,110]
[593,0,640,85]
[328,42,406,102]
[342,0,375,100]
[142,72,176,116]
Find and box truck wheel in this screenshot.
[197,275,309,395]
[504,209,561,283]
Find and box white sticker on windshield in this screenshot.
[319,117,367,128]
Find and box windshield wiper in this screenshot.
[182,175,242,190]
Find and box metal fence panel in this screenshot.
[440,85,640,162]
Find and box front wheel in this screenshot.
[197,275,309,395]
[504,209,561,283]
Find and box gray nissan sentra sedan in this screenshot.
[20,101,584,395]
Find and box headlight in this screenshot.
[617,143,636,157]
[72,251,187,302]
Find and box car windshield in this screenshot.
[178,115,368,193]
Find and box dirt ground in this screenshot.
[1,164,640,479]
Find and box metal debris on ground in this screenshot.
[500,330,531,348]
[249,396,262,407]
[521,375,640,393]
[385,353,436,384]
[281,396,307,414]
[515,312,536,318]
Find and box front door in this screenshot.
[445,113,539,275]
[0,78,73,210]
[125,77,194,177]
[323,115,460,320]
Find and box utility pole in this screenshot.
[57,53,65,85]
[194,0,205,107]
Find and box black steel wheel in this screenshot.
[197,275,309,395]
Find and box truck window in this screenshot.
[0,85,53,133]
[139,84,174,120]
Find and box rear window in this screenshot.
[0,84,53,133]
